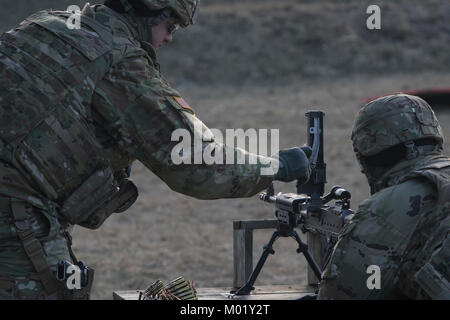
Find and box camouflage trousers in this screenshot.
[0,195,91,299]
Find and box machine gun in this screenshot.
[232,111,354,296]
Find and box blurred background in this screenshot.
[1,0,449,299]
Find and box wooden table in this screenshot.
[113,284,317,300]
[113,219,320,300]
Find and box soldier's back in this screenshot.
[318,169,445,299]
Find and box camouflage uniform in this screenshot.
[0,2,278,299]
[318,94,450,300]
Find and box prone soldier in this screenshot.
[318,94,449,299]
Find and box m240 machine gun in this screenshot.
[232,111,354,296]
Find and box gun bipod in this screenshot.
[230,222,322,296]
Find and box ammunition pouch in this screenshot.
[59,168,138,229]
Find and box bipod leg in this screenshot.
[291,230,322,281]
[231,230,280,296]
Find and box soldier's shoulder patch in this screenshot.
[173,96,195,114]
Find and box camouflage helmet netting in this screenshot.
[351,93,443,157]
[137,0,199,27]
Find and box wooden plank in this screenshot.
[113,284,316,300]
[234,219,278,230]
[233,228,253,289]
[233,219,321,287]
[232,219,278,288]
[307,232,322,285]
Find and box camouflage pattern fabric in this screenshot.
[90,5,275,199]
[120,0,200,27]
[0,174,70,299]
[351,93,444,195]
[352,93,443,158]
[0,3,274,299]
[318,154,450,299]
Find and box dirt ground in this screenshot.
[0,0,449,299]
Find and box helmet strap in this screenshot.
[136,17,153,44]
[360,140,443,194]
[119,0,136,15]
[404,141,419,160]
[120,4,174,45]
[135,8,172,46]
[405,140,442,160]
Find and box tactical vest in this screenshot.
[395,155,450,299]
[0,7,136,228]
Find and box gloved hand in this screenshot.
[272,146,312,183]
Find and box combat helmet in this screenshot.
[351,93,443,191]
[118,0,200,27]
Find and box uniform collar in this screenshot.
[373,152,444,192]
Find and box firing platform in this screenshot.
[113,284,317,300]
[113,219,320,300]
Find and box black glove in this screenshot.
[273,146,312,183]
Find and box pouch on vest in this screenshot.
[413,217,450,299]
[77,178,138,229]
[59,167,138,229]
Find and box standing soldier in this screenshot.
[0,0,311,299]
[318,94,449,299]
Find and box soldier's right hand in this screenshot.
[272,146,312,183]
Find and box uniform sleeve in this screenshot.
[317,179,437,299]
[91,51,274,199]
